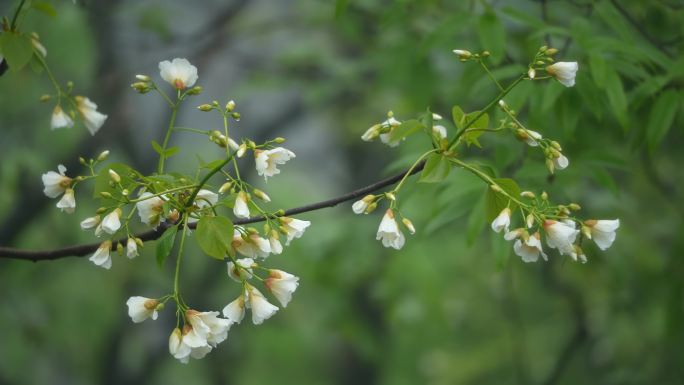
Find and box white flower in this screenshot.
[56,188,76,213]
[89,240,112,269]
[504,228,524,241]
[279,217,311,246]
[195,189,218,209]
[379,117,402,147]
[76,96,108,135]
[553,153,569,170]
[80,215,100,230]
[546,61,578,87]
[433,125,447,140]
[376,209,405,250]
[42,164,72,198]
[101,208,122,234]
[361,124,381,142]
[169,328,192,363]
[513,232,548,263]
[136,192,165,227]
[269,232,283,255]
[254,147,296,179]
[126,238,138,259]
[185,310,231,347]
[522,129,542,147]
[233,229,271,259]
[584,219,619,250]
[432,113,443,120]
[491,207,511,233]
[233,191,250,218]
[227,258,254,282]
[543,220,579,256]
[159,58,198,90]
[265,269,299,307]
[126,296,159,323]
[246,285,278,325]
[222,294,246,325]
[50,105,74,130]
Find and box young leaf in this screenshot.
[388,119,424,143]
[484,178,520,222]
[463,111,489,147]
[151,140,164,155]
[452,105,466,129]
[156,225,178,267]
[196,216,234,260]
[647,90,679,152]
[0,32,34,72]
[164,146,180,157]
[419,153,452,183]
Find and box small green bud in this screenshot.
[481,50,490,57]
[116,242,124,256]
[122,189,129,197]
[96,207,108,214]
[545,48,558,56]
[520,191,535,199]
[231,112,241,120]
[39,94,51,102]
[568,203,581,211]
[550,141,562,151]
[541,191,549,201]
[539,45,548,52]
[226,100,236,111]
[365,202,378,214]
[79,157,87,166]
[108,169,121,183]
[187,86,202,95]
[490,184,503,193]
[135,238,144,248]
[275,209,286,216]
[273,137,286,144]
[198,104,213,111]
[218,181,233,194]
[100,192,113,198]
[247,227,258,235]
[135,74,151,82]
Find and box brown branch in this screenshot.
[0,160,426,262]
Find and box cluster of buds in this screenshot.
[198,99,240,121]
[452,49,490,61]
[527,45,578,87]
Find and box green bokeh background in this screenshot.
[1,0,683,384]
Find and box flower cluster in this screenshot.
[41,58,309,363]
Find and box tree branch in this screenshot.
[0,160,426,262]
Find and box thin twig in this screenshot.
[0,160,426,262]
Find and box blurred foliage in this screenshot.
[1,0,683,384]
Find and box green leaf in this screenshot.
[462,111,489,147]
[419,153,451,183]
[32,2,58,17]
[196,216,234,260]
[164,146,180,157]
[478,10,506,64]
[484,178,520,222]
[388,119,424,143]
[647,90,679,152]
[0,32,34,72]
[156,225,178,267]
[151,140,164,155]
[452,105,465,129]
[604,70,627,127]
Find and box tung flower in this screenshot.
[254,147,296,180]
[169,328,192,363]
[80,215,100,230]
[222,294,246,325]
[519,129,542,147]
[546,61,578,87]
[227,258,254,282]
[233,229,271,259]
[269,231,283,255]
[126,296,159,323]
[185,310,231,347]
[195,189,218,209]
[101,208,122,234]
[89,240,112,269]
[378,117,403,147]
[56,188,76,213]
[76,96,108,135]
[42,164,72,198]
[50,105,74,130]
[126,237,138,259]
[246,285,278,325]
[543,220,579,256]
[159,58,198,90]
[491,207,511,233]
[376,209,405,250]
[279,217,311,245]
[233,191,250,218]
[584,219,620,250]
[264,269,299,307]
[136,192,165,227]
[352,194,375,214]
[513,232,548,263]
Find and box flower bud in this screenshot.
[541,191,549,201]
[568,203,581,211]
[386,192,396,201]
[109,169,121,183]
[273,137,286,144]
[253,189,271,202]
[122,189,129,197]
[237,143,247,158]
[97,150,110,161]
[362,194,376,203]
[226,100,236,111]
[490,184,503,193]
[498,99,507,109]
[100,192,112,198]
[198,104,213,112]
[187,86,203,95]
[116,242,124,256]
[526,213,535,228]
[135,238,144,248]
[545,158,555,174]
[365,202,378,214]
[136,74,150,82]
[545,48,558,56]
[520,191,535,199]
[581,225,592,239]
[219,181,233,194]
[481,50,490,57]
[275,209,285,216]
[231,112,241,120]
[79,157,87,166]
[528,68,536,79]
[96,207,108,214]
[39,94,51,102]
[402,218,416,234]
[551,141,562,151]
[539,45,548,52]
[452,49,472,59]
